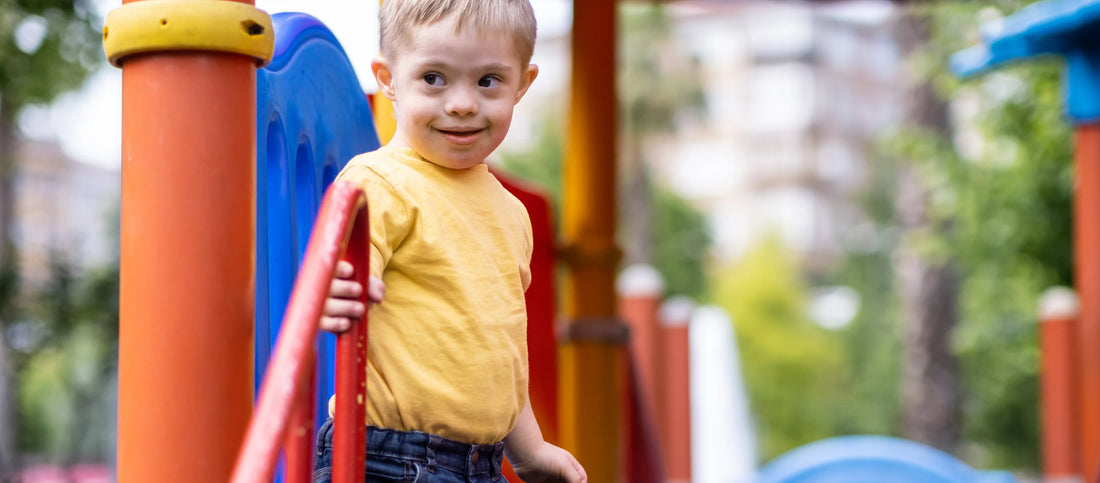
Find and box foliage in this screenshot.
[15,256,118,462]
[497,113,564,222]
[652,187,711,299]
[0,0,110,470]
[0,0,103,114]
[616,3,707,266]
[618,3,705,141]
[498,116,713,299]
[710,236,850,460]
[927,0,1066,469]
[823,0,1064,470]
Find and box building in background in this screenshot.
[503,0,902,270]
[657,0,901,267]
[15,138,119,288]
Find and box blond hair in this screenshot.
[380,0,537,66]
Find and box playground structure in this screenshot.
[100,0,1100,481]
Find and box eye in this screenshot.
[478,76,501,88]
[423,73,444,86]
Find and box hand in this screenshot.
[319,260,384,332]
[508,442,587,483]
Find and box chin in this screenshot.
[430,150,490,169]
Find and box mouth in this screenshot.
[437,128,484,145]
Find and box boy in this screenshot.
[313,0,586,482]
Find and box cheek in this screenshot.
[400,100,434,124]
[487,101,515,127]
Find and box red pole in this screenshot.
[616,264,665,427]
[659,296,693,483]
[284,362,317,483]
[1075,124,1100,481]
[333,204,370,483]
[231,182,366,483]
[1039,287,1081,479]
[617,264,666,482]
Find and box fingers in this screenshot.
[571,458,587,483]
[367,276,386,303]
[334,260,355,279]
[332,263,385,304]
[320,263,382,334]
[330,277,363,299]
[319,316,353,333]
[325,296,365,320]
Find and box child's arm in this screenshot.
[503,398,587,483]
[320,260,385,333]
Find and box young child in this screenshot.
[313,0,586,482]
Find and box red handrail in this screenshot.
[231,180,369,483]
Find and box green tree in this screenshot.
[499,115,712,299]
[919,0,1062,469]
[17,256,119,466]
[710,235,849,460]
[0,0,105,471]
[618,3,706,267]
[833,0,1062,470]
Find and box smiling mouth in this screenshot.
[437,128,484,144]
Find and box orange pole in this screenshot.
[617,265,665,483]
[617,265,664,428]
[1076,124,1100,482]
[1039,287,1081,479]
[659,297,692,483]
[560,0,619,480]
[117,1,256,480]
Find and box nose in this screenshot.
[445,86,478,116]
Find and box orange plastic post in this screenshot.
[560,0,620,480]
[659,297,693,483]
[117,2,257,481]
[1039,287,1081,479]
[616,265,666,483]
[1076,124,1100,482]
[616,265,665,425]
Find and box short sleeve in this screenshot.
[520,206,533,292]
[336,160,412,279]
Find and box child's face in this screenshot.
[373,15,538,170]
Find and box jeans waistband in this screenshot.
[367,426,504,477]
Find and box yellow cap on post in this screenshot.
[103,0,274,68]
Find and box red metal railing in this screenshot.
[231,180,369,483]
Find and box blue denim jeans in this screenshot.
[312,419,505,483]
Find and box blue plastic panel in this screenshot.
[756,436,1015,483]
[255,11,380,434]
[950,0,1100,122]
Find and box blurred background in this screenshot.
[0,0,1072,481]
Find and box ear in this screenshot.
[513,63,539,105]
[373,57,397,101]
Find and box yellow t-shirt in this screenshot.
[334,145,532,444]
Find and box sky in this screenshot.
[18,0,573,171]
